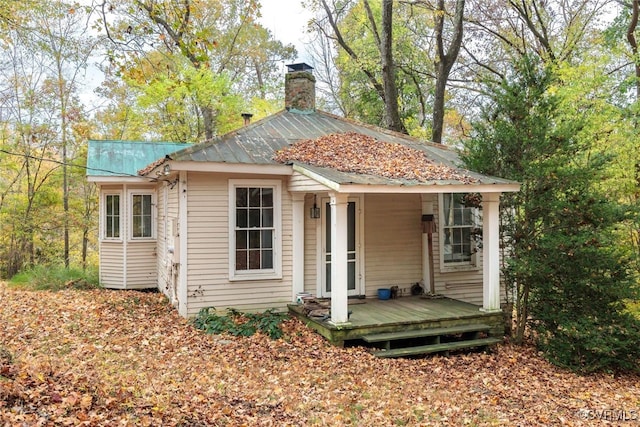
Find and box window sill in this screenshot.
[440,264,481,273]
[229,272,282,282]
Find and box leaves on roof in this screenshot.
[274,132,478,183]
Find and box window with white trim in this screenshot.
[131,192,154,239]
[104,193,121,239]
[440,193,482,267]
[229,180,281,280]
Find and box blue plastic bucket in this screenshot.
[377,288,391,300]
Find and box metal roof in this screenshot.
[86,140,191,177]
[167,109,517,187]
[171,110,460,167]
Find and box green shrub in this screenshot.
[9,264,100,291]
[192,307,288,339]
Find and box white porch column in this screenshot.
[420,195,434,294]
[329,192,350,324]
[481,192,501,312]
[291,193,305,301]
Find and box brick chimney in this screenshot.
[285,63,315,112]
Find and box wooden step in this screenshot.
[362,324,491,343]
[372,337,503,358]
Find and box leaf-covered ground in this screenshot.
[1,284,638,426]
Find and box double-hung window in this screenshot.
[229,180,281,280]
[440,193,481,268]
[104,193,121,239]
[131,193,154,239]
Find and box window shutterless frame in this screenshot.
[228,179,282,281]
[128,190,156,240]
[102,192,122,240]
[439,193,481,271]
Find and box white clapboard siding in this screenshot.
[125,241,157,288]
[184,173,293,317]
[303,193,319,294]
[99,241,125,288]
[289,171,331,192]
[363,193,423,296]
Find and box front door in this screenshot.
[321,198,360,297]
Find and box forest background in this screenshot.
[1,0,639,372]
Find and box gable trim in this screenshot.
[164,161,293,176]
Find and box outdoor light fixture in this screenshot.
[310,195,321,219]
[163,163,171,175]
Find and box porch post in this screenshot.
[420,195,434,294]
[329,192,350,324]
[291,193,305,301]
[480,192,501,312]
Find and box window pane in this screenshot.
[249,230,260,249]
[261,230,273,249]
[113,197,119,216]
[249,250,261,269]
[143,218,151,237]
[262,208,273,227]
[133,216,142,238]
[262,250,273,269]
[261,188,273,207]
[132,195,142,216]
[249,188,261,207]
[325,263,331,292]
[114,220,120,238]
[236,250,248,270]
[106,217,113,237]
[236,208,248,228]
[236,188,248,207]
[248,208,260,227]
[347,202,356,251]
[236,230,247,250]
[348,261,355,290]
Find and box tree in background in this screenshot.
[462,55,640,373]
[310,0,465,140]
[98,0,296,142]
[0,1,97,276]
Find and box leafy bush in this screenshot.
[192,307,288,339]
[9,265,100,291]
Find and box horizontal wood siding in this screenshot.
[99,241,124,289]
[157,185,180,301]
[289,172,330,192]
[185,173,293,317]
[363,194,423,297]
[430,195,506,305]
[125,242,157,288]
[303,193,318,294]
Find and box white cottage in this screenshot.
[87,64,519,345]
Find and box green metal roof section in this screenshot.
[86,140,191,177]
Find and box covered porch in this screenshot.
[289,295,505,357]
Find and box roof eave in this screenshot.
[292,163,521,194]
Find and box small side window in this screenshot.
[104,194,121,239]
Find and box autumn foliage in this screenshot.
[274,132,478,184]
[1,284,639,426]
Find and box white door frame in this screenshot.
[317,194,364,298]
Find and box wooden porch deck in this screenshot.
[288,296,504,354]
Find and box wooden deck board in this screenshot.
[289,296,505,345]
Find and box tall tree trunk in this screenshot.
[432,0,465,144]
[628,0,640,110]
[380,0,407,134]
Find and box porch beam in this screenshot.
[329,192,350,325]
[292,193,305,301]
[481,192,501,312]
